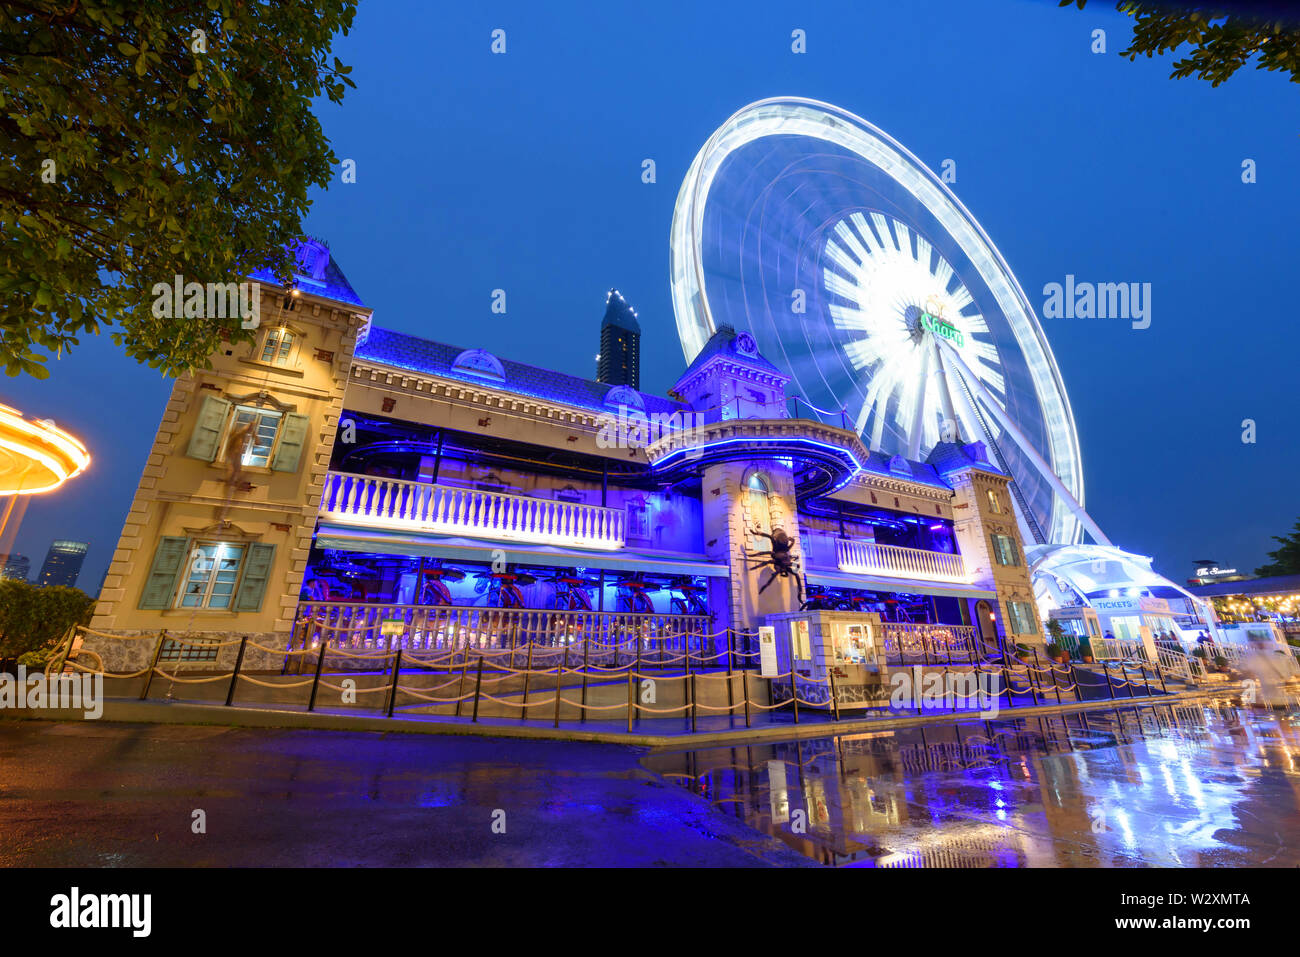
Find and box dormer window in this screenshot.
[260,327,295,366]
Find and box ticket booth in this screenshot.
[1048,606,1101,657]
[763,610,889,709]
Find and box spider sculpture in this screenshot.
[746,527,804,605]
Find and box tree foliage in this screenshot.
[0,0,357,379]
[1063,2,1300,86]
[0,580,95,659]
[1256,518,1300,577]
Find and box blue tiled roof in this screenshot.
[248,252,365,307]
[355,327,686,417]
[926,440,1004,476]
[678,325,784,383]
[856,449,952,490]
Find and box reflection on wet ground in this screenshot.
[643,700,1300,866]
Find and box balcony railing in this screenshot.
[319,471,625,550]
[881,622,979,663]
[291,601,710,658]
[836,539,967,583]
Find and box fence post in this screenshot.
[520,638,535,719]
[553,642,568,729]
[1155,661,1168,696]
[742,670,751,728]
[689,672,697,733]
[1101,660,1116,701]
[308,640,328,711]
[471,655,484,723]
[791,671,800,725]
[627,671,634,732]
[139,630,167,701]
[725,631,735,713]
[386,649,402,718]
[225,636,248,707]
[1028,649,1044,706]
[580,634,590,724]
[829,669,841,721]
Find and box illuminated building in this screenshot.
[0,553,30,582]
[83,100,1218,679]
[37,539,89,589]
[596,289,641,389]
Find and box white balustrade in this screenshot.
[836,539,967,583]
[292,601,709,655]
[319,471,625,550]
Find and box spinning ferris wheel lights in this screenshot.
[669,96,1101,547]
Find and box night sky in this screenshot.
[6,0,1297,590]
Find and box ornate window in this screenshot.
[225,406,284,468]
[991,533,1021,567]
[746,472,772,553]
[1007,601,1039,636]
[259,326,296,366]
[986,489,1001,514]
[178,542,246,610]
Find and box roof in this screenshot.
[601,289,641,333]
[248,239,366,307]
[1186,572,1300,598]
[853,449,951,490]
[925,440,1004,476]
[677,325,786,384]
[354,327,685,417]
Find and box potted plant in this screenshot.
[1044,641,1068,664]
[1213,655,1228,672]
[1013,642,1031,662]
[1077,636,1095,664]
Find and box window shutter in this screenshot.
[186,396,232,461]
[233,543,276,612]
[138,537,189,609]
[270,413,311,472]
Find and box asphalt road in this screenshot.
[0,719,813,867]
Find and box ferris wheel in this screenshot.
[669,97,1106,547]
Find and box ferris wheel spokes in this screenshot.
[934,338,1110,547]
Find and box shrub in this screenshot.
[0,580,95,661]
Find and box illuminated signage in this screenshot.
[920,310,964,347]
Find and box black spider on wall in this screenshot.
[746,527,803,605]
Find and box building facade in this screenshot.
[86,255,1046,670]
[0,553,30,582]
[37,540,87,588]
[595,289,641,389]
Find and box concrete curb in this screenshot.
[5,685,1242,750]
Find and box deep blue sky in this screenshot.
[6,0,1298,590]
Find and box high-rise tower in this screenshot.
[37,540,87,588]
[596,289,641,389]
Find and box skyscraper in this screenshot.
[37,540,88,589]
[0,553,30,582]
[595,288,641,389]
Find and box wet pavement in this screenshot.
[643,700,1300,866]
[0,720,812,867]
[3,699,1297,867]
